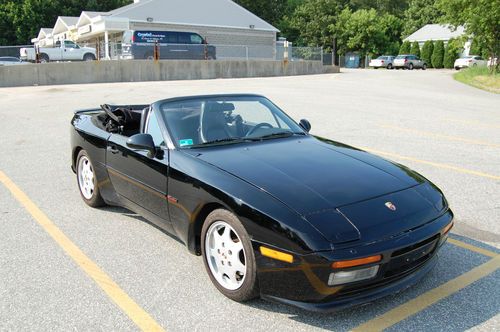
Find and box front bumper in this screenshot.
[254,209,452,312]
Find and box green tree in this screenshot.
[469,39,485,57]
[443,38,461,68]
[349,0,409,17]
[421,40,434,67]
[288,0,346,49]
[437,0,500,65]
[334,8,402,57]
[431,40,445,68]
[399,40,411,54]
[234,0,288,28]
[410,41,420,56]
[0,1,132,45]
[402,0,443,37]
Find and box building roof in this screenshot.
[53,16,80,34]
[405,24,465,42]
[107,0,278,32]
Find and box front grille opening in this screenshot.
[392,234,440,257]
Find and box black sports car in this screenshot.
[70,94,453,311]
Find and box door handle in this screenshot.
[107,145,119,154]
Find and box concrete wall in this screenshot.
[0,60,338,88]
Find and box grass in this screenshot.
[454,66,500,94]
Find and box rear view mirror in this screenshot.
[127,133,156,158]
[299,119,311,132]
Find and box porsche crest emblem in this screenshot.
[385,202,397,211]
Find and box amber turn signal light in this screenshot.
[260,246,294,263]
[332,254,382,269]
[442,222,454,235]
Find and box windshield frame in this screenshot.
[153,94,307,149]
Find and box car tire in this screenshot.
[387,64,393,69]
[455,67,460,70]
[39,53,49,63]
[422,63,427,70]
[408,63,414,70]
[83,53,96,61]
[201,209,259,302]
[145,52,154,60]
[76,150,105,207]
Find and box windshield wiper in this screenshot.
[199,137,245,146]
[252,131,306,140]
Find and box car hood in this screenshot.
[192,136,441,244]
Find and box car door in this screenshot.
[62,41,79,61]
[106,109,171,224]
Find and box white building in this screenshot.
[404,24,471,55]
[32,0,279,59]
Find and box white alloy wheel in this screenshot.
[78,155,95,200]
[205,221,247,290]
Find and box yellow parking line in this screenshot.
[380,124,500,149]
[448,238,498,258]
[361,147,500,181]
[352,255,500,332]
[443,118,500,130]
[0,171,165,332]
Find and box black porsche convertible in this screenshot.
[70,94,453,311]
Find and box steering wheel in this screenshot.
[246,122,273,136]
[101,104,124,125]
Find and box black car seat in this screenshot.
[199,102,231,142]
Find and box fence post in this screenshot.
[283,41,289,64]
[96,41,100,61]
[154,40,159,61]
[35,45,40,64]
[245,46,249,61]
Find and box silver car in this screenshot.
[369,55,395,69]
[0,56,29,66]
[394,54,427,70]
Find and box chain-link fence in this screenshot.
[1,42,326,63]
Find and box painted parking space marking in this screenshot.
[443,117,500,130]
[361,147,500,181]
[0,170,165,332]
[352,237,500,332]
[380,124,500,149]
[447,238,497,258]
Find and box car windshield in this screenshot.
[159,96,305,148]
[377,56,386,60]
[395,55,406,59]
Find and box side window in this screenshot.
[146,111,165,147]
[64,41,78,49]
[190,34,203,44]
[166,32,177,43]
[178,33,191,44]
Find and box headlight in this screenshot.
[328,265,379,286]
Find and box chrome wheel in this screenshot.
[78,156,95,200]
[205,221,246,290]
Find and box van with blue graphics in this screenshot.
[121,30,216,60]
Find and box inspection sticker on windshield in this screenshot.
[179,139,194,147]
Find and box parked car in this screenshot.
[20,40,96,63]
[369,55,395,69]
[394,54,427,70]
[71,94,453,312]
[0,56,30,66]
[454,55,487,70]
[121,30,216,60]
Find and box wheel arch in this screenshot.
[188,202,227,255]
[72,146,83,173]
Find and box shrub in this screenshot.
[432,40,445,68]
[444,38,461,69]
[410,41,420,57]
[399,40,411,54]
[421,40,434,67]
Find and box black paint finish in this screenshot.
[70,95,453,311]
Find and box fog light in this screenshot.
[328,265,379,286]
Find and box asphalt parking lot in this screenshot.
[0,68,499,331]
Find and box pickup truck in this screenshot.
[20,40,96,63]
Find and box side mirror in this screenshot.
[127,134,156,158]
[299,119,311,133]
